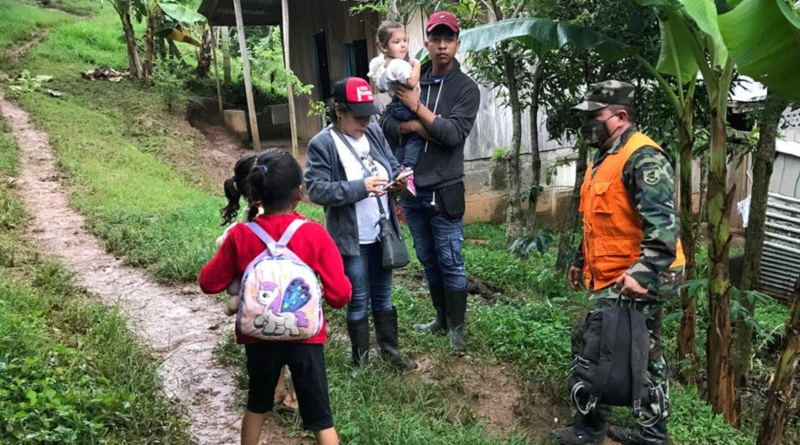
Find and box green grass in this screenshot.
[0,1,75,52]
[0,116,192,445]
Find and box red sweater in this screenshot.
[199,212,352,344]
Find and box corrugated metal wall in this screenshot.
[759,193,800,300]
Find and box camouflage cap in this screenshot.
[573,80,635,111]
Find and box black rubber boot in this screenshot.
[444,289,468,353]
[608,419,669,445]
[373,307,418,372]
[346,317,370,368]
[413,282,446,334]
[551,407,608,445]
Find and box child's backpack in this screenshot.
[236,220,323,341]
[568,303,667,427]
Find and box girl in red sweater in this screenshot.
[199,148,351,445]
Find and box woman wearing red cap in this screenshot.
[304,77,418,372]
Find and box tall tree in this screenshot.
[732,94,790,387]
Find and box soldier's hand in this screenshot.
[615,274,648,299]
[568,266,585,291]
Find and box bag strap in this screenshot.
[594,305,620,395]
[331,127,388,219]
[277,220,307,247]
[246,220,306,256]
[628,306,660,420]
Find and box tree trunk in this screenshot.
[167,38,182,60]
[143,11,159,81]
[677,100,699,384]
[196,25,213,77]
[706,104,737,424]
[221,26,232,85]
[526,63,544,234]
[756,275,800,445]
[556,140,587,272]
[502,46,524,245]
[120,9,142,79]
[733,95,786,387]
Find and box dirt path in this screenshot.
[0,94,304,445]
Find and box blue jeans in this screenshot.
[387,97,424,169]
[402,189,466,292]
[342,242,394,321]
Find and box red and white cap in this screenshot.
[426,11,460,33]
[333,77,378,116]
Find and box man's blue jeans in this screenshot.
[342,242,394,321]
[402,189,467,292]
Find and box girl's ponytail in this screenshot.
[220,176,241,226]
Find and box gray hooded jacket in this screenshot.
[304,123,403,257]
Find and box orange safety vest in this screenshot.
[579,132,685,290]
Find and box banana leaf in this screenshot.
[718,0,800,99]
[159,1,206,24]
[654,9,700,84]
[415,18,632,63]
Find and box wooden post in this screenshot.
[233,0,261,150]
[211,26,224,119]
[281,0,299,158]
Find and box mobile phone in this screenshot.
[381,169,414,191]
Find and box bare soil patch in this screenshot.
[0,92,305,445]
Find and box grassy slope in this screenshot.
[0,114,192,443]
[4,1,789,443]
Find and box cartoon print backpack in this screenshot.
[236,220,323,341]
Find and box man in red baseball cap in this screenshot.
[380,10,480,354]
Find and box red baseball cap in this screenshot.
[426,10,459,33]
[333,77,379,117]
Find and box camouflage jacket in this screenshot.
[573,127,680,292]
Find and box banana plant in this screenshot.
[135,0,206,81]
[109,0,143,78]
[634,0,800,425]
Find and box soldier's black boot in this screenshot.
[608,419,669,445]
[373,307,418,372]
[346,317,370,368]
[444,289,468,353]
[413,283,446,334]
[551,407,608,445]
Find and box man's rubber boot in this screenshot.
[346,317,370,368]
[444,289,468,353]
[608,419,669,445]
[413,282,446,334]
[551,407,608,445]
[373,307,418,372]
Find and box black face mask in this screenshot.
[581,114,617,148]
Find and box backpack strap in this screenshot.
[246,222,278,254]
[277,220,307,248]
[629,306,663,427]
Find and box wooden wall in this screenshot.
[286,0,380,140]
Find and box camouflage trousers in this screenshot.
[575,266,684,423]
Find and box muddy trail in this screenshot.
[0,94,307,445]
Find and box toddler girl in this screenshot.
[368,21,422,195]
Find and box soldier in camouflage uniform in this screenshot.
[552,81,685,445]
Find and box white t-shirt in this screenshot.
[332,131,390,244]
[375,58,413,97]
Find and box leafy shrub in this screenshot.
[152,58,186,112]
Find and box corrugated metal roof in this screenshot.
[776,139,800,159]
[759,193,800,300]
[198,0,282,26]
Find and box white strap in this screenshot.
[277,220,306,247]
